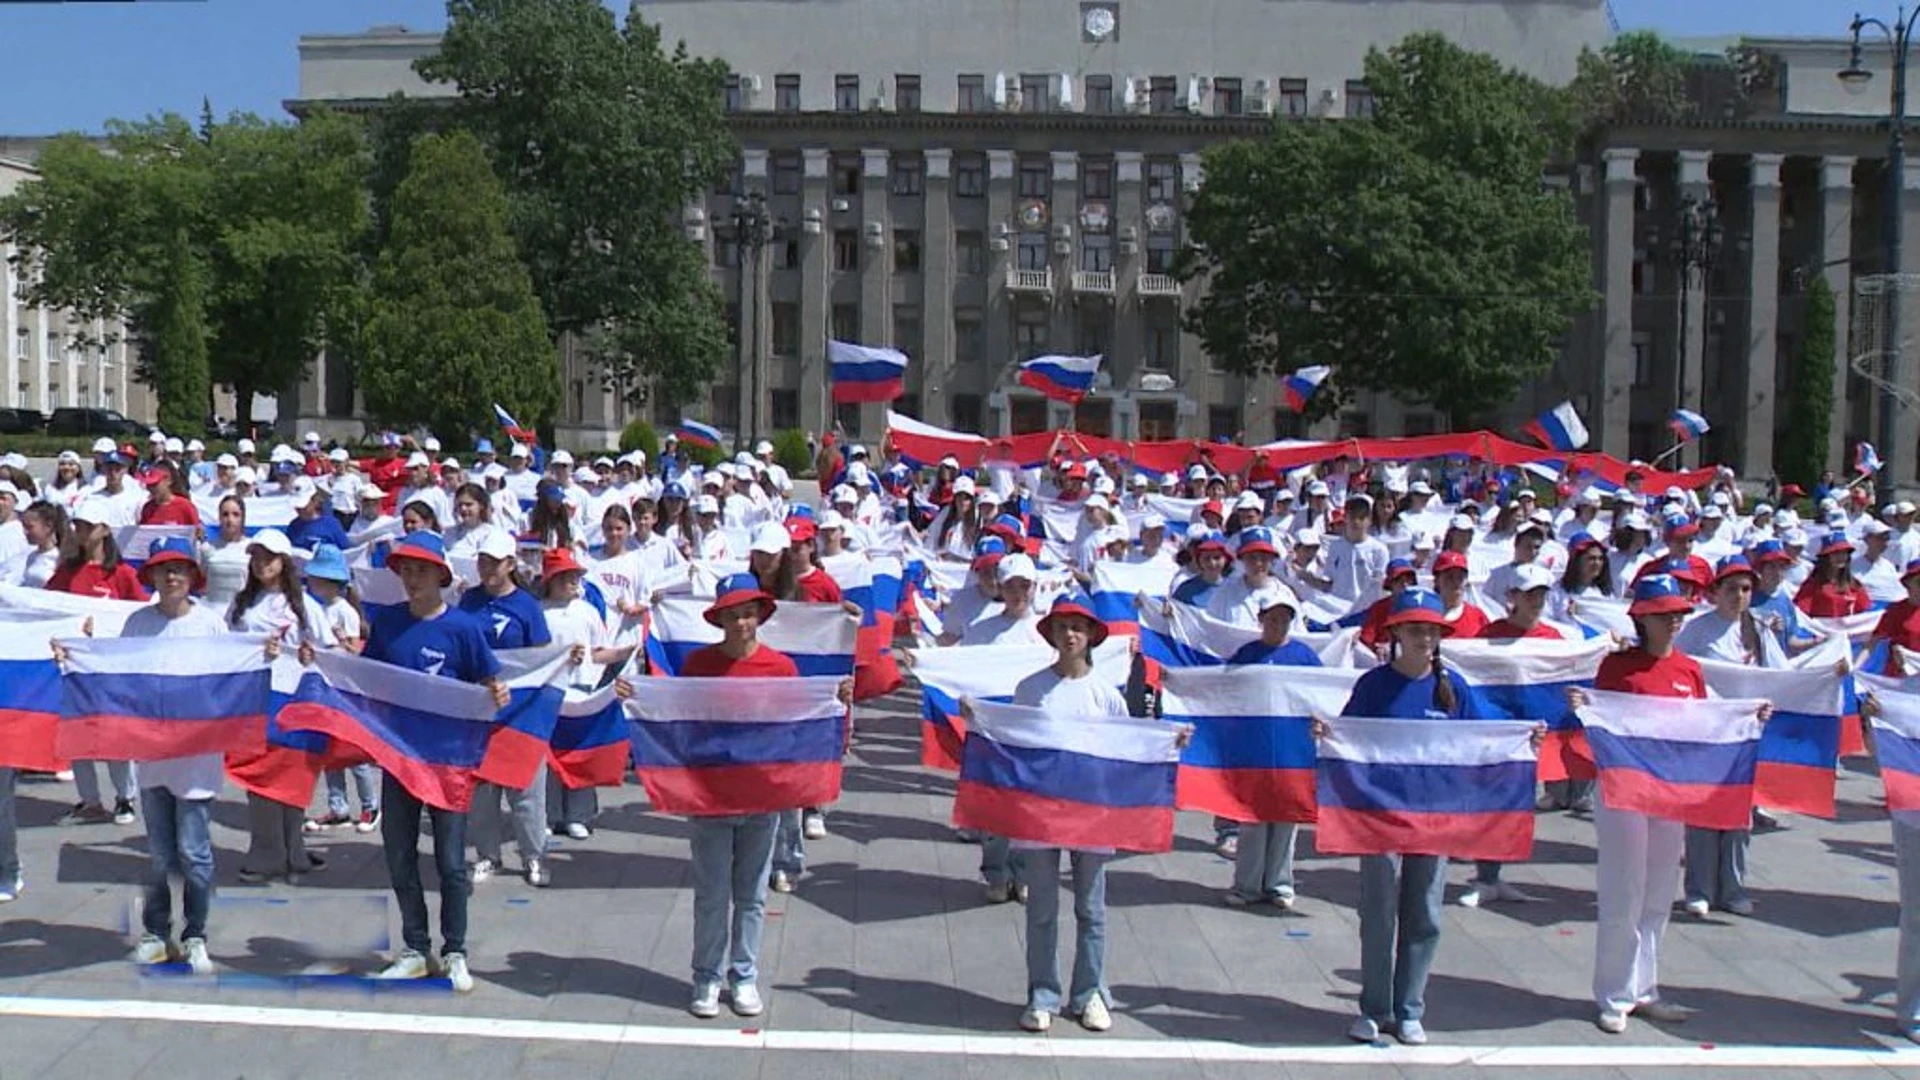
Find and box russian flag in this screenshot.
[228,657,364,809]
[1315,716,1539,861]
[1578,687,1765,831]
[675,418,723,450]
[476,646,574,789]
[0,583,145,637]
[1857,440,1885,476]
[493,403,538,445]
[625,673,846,815]
[0,610,75,772]
[1668,408,1711,443]
[1091,561,1172,637]
[1521,401,1590,453]
[1702,656,1844,818]
[911,639,1134,771]
[1448,637,1611,783]
[1137,603,1375,671]
[953,700,1186,853]
[1280,365,1331,414]
[55,635,271,762]
[1864,674,1920,815]
[885,410,988,469]
[822,553,905,701]
[644,597,856,678]
[829,340,908,405]
[550,683,634,788]
[1158,665,1359,823]
[277,650,502,812]
[113,525,198,572]
[1017,354,1103,405]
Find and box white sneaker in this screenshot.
[1596,1009,1629,1034]
[1271,890,1296,911]
[565,822,591,840]
[1683,898,1710,918]
[442,952,473,993]
[374,950,430,980]
[182,937,213,975]
[1019,1007,1051,1032]
[729,981,764,1017]
[132,935,173,965]
[0,875,21,903]
[1347,1016,1381,1043]
[1394,1019,1427,1045]
[1077,996,1112,1032]
[690,981,723,1018]
[802,812,827,840]
[471,858,497,883]
[1457,884,1484,908]
[770,870,794,894]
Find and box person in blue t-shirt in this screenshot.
[363,531,507,995]
[456,531,552,650]
[1223,583,1321,911]
[1169,531,1232,609]
[285,481,350,553]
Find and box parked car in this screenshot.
[46,407,143,438]
[0,408,44,435]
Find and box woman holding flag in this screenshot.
[461,530,554,888]
[1222,582,1320,911]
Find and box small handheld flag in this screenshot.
[829,340,908,405]
[1668,408,1710,443]
[492,403,538,445]
[1521,401,1590,452]
[1857,440,1884,476]
[675,418,724,449]
[1280,366,1331,413]
[1018,354,1103,405]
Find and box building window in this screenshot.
[893,229,922,273]
[1080,233,1113,272]
[1633,331,1654,387]
[1076,306,1109,358]
[956,230,986,275]
[952,393,983,433]
[831,303,860,342]
[1148,76,1177,114]
[1017,157,1050,199]
[710,384,740,429]
[894,305,922,360]
[712,228,740,268]
[771,303,800,358]
[722,75,745,113]
[1085,74,1114,114]
[1344,79,1375,118]
[835,74,861,112]
[770,233,798,270]
[1278,78,1309,117]
[775,74,801,112]
[890,155,923,196]
[832,156,861,196]
[1138,400,1178,440]
[1208,405,1242,441]
[955,313,983,367]
[1144,318,1177,372]
[895,74,921,112]
[771,389,800,430]
[1212,77,1243,116]
[1019,74,1051,113]
[1011,397,1050,434]
[1081,160,1113,200]
[1016,232,1048,271]
[1338,411,1371,439]
[894,393,921,419]
[1015,305,1049,359]
[835,402,863,436]
[1145,235,1177,274]
[1146,159,1179,203]
[834,230,860,272]
[1271,409,1306,440]
[955,154,986,197]
[958,74,988,112]
[772,152,801,194]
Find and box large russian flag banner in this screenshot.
[0,610,75,771]
[1315,717,1539,860]
[549,682,632,788]
[112,525,197,570]
[1577,688,1764,830]
[1863,674,1920,818]
[1447,636,1610,782]
[624,674,846,815]
[644,598,857,677]
[1158,664,1360,823]
[0,584,145,637]
[476,646,574,789]
[828,340,909,404]
[227,656,360,808]
[277,650,502,811]
[1137,603,1375,670]
[953,700,1187,853]
[884,410,990,469]
[56,636,272,762]
[910,638,1133,770]
[1700,658,1845,818]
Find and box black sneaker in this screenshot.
[112,798,136,825]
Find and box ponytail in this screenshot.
[1430,644,1457,714]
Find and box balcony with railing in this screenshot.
[1071,269,1114,295]
[1137,272,1181,297]
[1005,267,1053,294]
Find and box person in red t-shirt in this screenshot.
[1357,559,1419,654]
[1872,559,1920,672]
[137,462,202,529]
[47,499,147,601]
[1431,550,1489,638]
[1796,536,1874,617]
[782,517,848,606]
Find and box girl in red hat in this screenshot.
[1796,536,1874,617]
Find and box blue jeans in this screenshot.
[1894,817,1920,1029]
[140,787,213,941]
[379,772,468,956]
[689,813,778,987]
[1024,848,1110,1014]
[75,760,136,805]
[0,768,18,884]
[982,834,1026,889]
[772,808,805,875]
[324,764,380,817]
[1358,853,1447,1025]
[1230,822,1298,901]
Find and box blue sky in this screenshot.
[0,0,1857,135]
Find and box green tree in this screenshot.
[1181,35,1592,426]
[359,131,559,444]
[1566,30,1696,132]
[618,418,660,462]
[416,0,735,410]
[145,230,212,436]
[1779,277,1837,488]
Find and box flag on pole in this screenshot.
[1280,365,1331,413]
[1668,408,1711,443]
[829,340,908,404]
[1521,401,1590,452]
[1017,354,1103,404]
[1857,440,1885,476]
[1314,716,1539,861]
[493,403,538,445]
[674,418,724,449]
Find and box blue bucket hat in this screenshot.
[305,542,351,584]
[474,438,495,455]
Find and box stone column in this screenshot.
[1821,156,1857,472]
[1597,148,1639,457]
[732,150,770,445]
[800,148,832,433]
[1896,169,1920,493]
[1112,151,1144,402]
[1674,150,1711,470]
[1740,154,1784,481]
[1177,153,1210,431]
[1048,150,1079,356]
[985,149,1016,400]
[858,148,893,434]
[922,149,955,427]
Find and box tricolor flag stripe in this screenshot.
[1448,637,1610,782]
[56,636,271,763]
[1704,655,1845,817]
[1521,401,1590,452]
[0,612,73,771]
[629,717,845,767]
[1313,716,1538,861]
[909,638,1134,771]
[829,340,909,404]
[548,684,632,788]
[1863,674,1920,815]
[1668,408,1710,442]
[675,419,724,449]
[624,674,847,816]
[1578,688,1762,830]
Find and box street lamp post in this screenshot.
[731,190,772,453]
[1841,7,1920,493]
[1668,193,1722,467]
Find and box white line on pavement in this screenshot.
[0,995,1917,1068]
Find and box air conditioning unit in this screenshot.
[745,74,763,95]
[831,197,852,213]
[870,94,890,111]
[992,72,1009,109]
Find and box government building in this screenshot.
[289,1,1920,488]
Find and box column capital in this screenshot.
[1180,152,1205,192]
[1050,150,1078,182]
[861,148,889,178]
[1677,149,1711,188]
[1823,156,1858,190]
[1749,153,1785,188]
[924,148,952,179]
[1601,147,1638,184]
[742,149,769,178]
[987,149,1015,180]
[1116,151,1143,185]
[802,147,830,178]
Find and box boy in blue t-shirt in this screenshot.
[455,532,552,649]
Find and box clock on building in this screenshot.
[1081,4,1117,42]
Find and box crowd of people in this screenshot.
[0,426,1917,1043]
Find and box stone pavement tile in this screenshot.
[507,1040,618,1080]
[0,1018,103,1079]
[851,1052,971,1080]
[959,1055,1059,1080]
[1053,1056,1209,1080]
[44,1018,168,1077]
[1197,1061,1301,1080]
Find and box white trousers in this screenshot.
[1593,804,1685,1013]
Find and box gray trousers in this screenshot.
[241,792,318,876]
[1894,817,1920,1029]
[1682,826,1750,908]
[0,768,17,883]
[73,760,136,805]
[471,763,549,866]
[1230,822,1298,901]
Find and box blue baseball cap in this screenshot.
[663,481,689,501]
[474,438,495,455]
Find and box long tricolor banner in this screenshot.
[643,597,858,677]
[549,682,632,789]
[953,700,1186,853]
[1137,603,1377,670]
[1158,664,1360,822]
[909,637,1133,770]
[479,645,576,789]
[1091,560,1174,635]
[1577,688,1765,830]
[821,552,906,700]
[1315,716,1539,861]
[623,673,847,816]
[56,635,272,762]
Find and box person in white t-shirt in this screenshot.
[960,554,1047,646]
[1321,493,1389,608]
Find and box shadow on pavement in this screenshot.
[490,949,686,1011]
[1744,886,1898,938]
[788,965,1011,1032]
[0,919,132,977]
[1108,981,1359,1044]
[792,862,959,924]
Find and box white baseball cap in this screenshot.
[755,440,774,455]
[953,476,977,497]
[1306,480,1330,497]
[997,553,1037,584]
[248,529,295,559]
[423,437,442,453]
[164,437,184,454]
[236,438,256,455]
[147,430,166,444]
[1508,564,1556,593]
[509,443,531,458]
[694,494,720,515]
[1129,473,1149,488]
[550,449,574,466]
[302,431,321,446]
[328,448,349,463]
[405,452,432,469]
[215,453,239,468]
[90,437,116,455]
[1084,493,1111,511]
[1141,513,1167,531]
[818,509,847,530]
[1253,581,1301,615]
[477,529,517,561]
[750,521,791,554]
[185,439,205,453]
